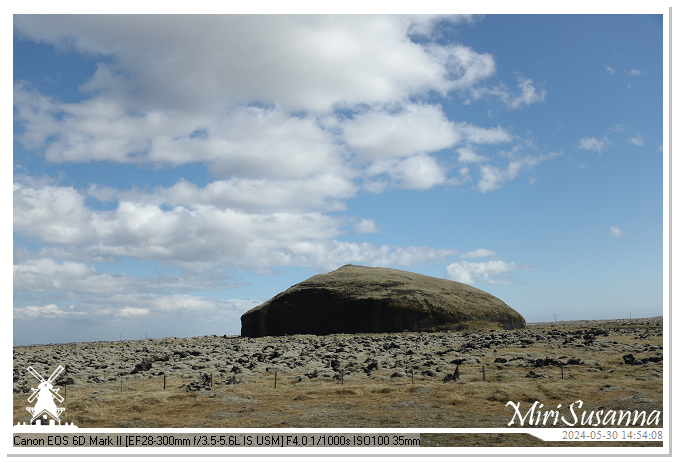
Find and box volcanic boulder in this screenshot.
[241,265,525,337]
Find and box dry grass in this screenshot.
[13,323,663,448]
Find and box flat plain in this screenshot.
[13,317,663,447]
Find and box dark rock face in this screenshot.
[241,265,526,337]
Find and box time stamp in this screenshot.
[558,429,663,441]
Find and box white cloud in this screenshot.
[118,307,150,318]
[577,136,611,155]
[13,15,550,201]
[13,256,260,323]
[13,182,95,245]
[426,42,496,91]
[13,15,564,333]
[13,92,348,178]
[471,74,546,109]
[354,219,380,235]
[14,258,97,292]
[627,133,644,146]
[14,304,70,319]
[192,107,348,179]
[453,123,513,145]
[449,166,473,186]
[505,75,547,109]
[457,146,488,164]
[605,65,616,74]
[460,248,496,259]
[342,103,460,161]
[610,225,625,238]
[477,152,557,193]
[478,165,506,193]
[13,180,339,268]
[365,154,448,190]
[297,241,456,272]
[14,15,491,115]
[151,175,357,213]
[12,84,65,151]
[14,178,457,272]
[446,259,520,285]
[405,14,479,37]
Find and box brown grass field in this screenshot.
[13,320,664,448]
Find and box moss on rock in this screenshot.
[241,264,526,337]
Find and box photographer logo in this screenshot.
[14,365,78,428]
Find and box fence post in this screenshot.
[164,375,166,390]
[274,370,277,389]
[211,373,213,390]
[482,365,486,382]
[340,368,344,386]
[120,378,123,394]
[560,364,564,379]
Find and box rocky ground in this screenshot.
[13,317,664,444]
[13,317,663,392]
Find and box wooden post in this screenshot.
[164,375,166,390]
[561,364,564,379]
[120,378,123,394]
[340,368,344,386]
[210,373,213,390]
[274,370,277,389]
[482,365,486,382]
[64,384,67,400]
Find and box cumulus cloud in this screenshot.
[342,103,460,161]
[426,42,496,91]
[453,122,513,145]
[577,136,611,155]
[446,259,520,285]
[305,242,456,271]
[13,15,493,115]
[457,146,488,164]
[14,178,456,273]
[13,255,260,324]
[354,219,380,235]
[14,304,71,319]
[460,248,496,259]
[118,307,150,318]
[13,182,95,244]
[152,175,357,213]
[610,225,625,238]
[13,181,321,267]
[471,74,546,109]
[366,154,448,191]
[13,15,559,333]
[627,133,644,146]
[13,15,551,200]
[477,152,558,193]
[12,15,537,199]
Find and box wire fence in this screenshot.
[50,361,599,397]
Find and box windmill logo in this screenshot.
[24,365,67,426]
[14,365,78,429]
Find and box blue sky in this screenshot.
[12,12,667,345]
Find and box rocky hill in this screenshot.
[241,264,526,337]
